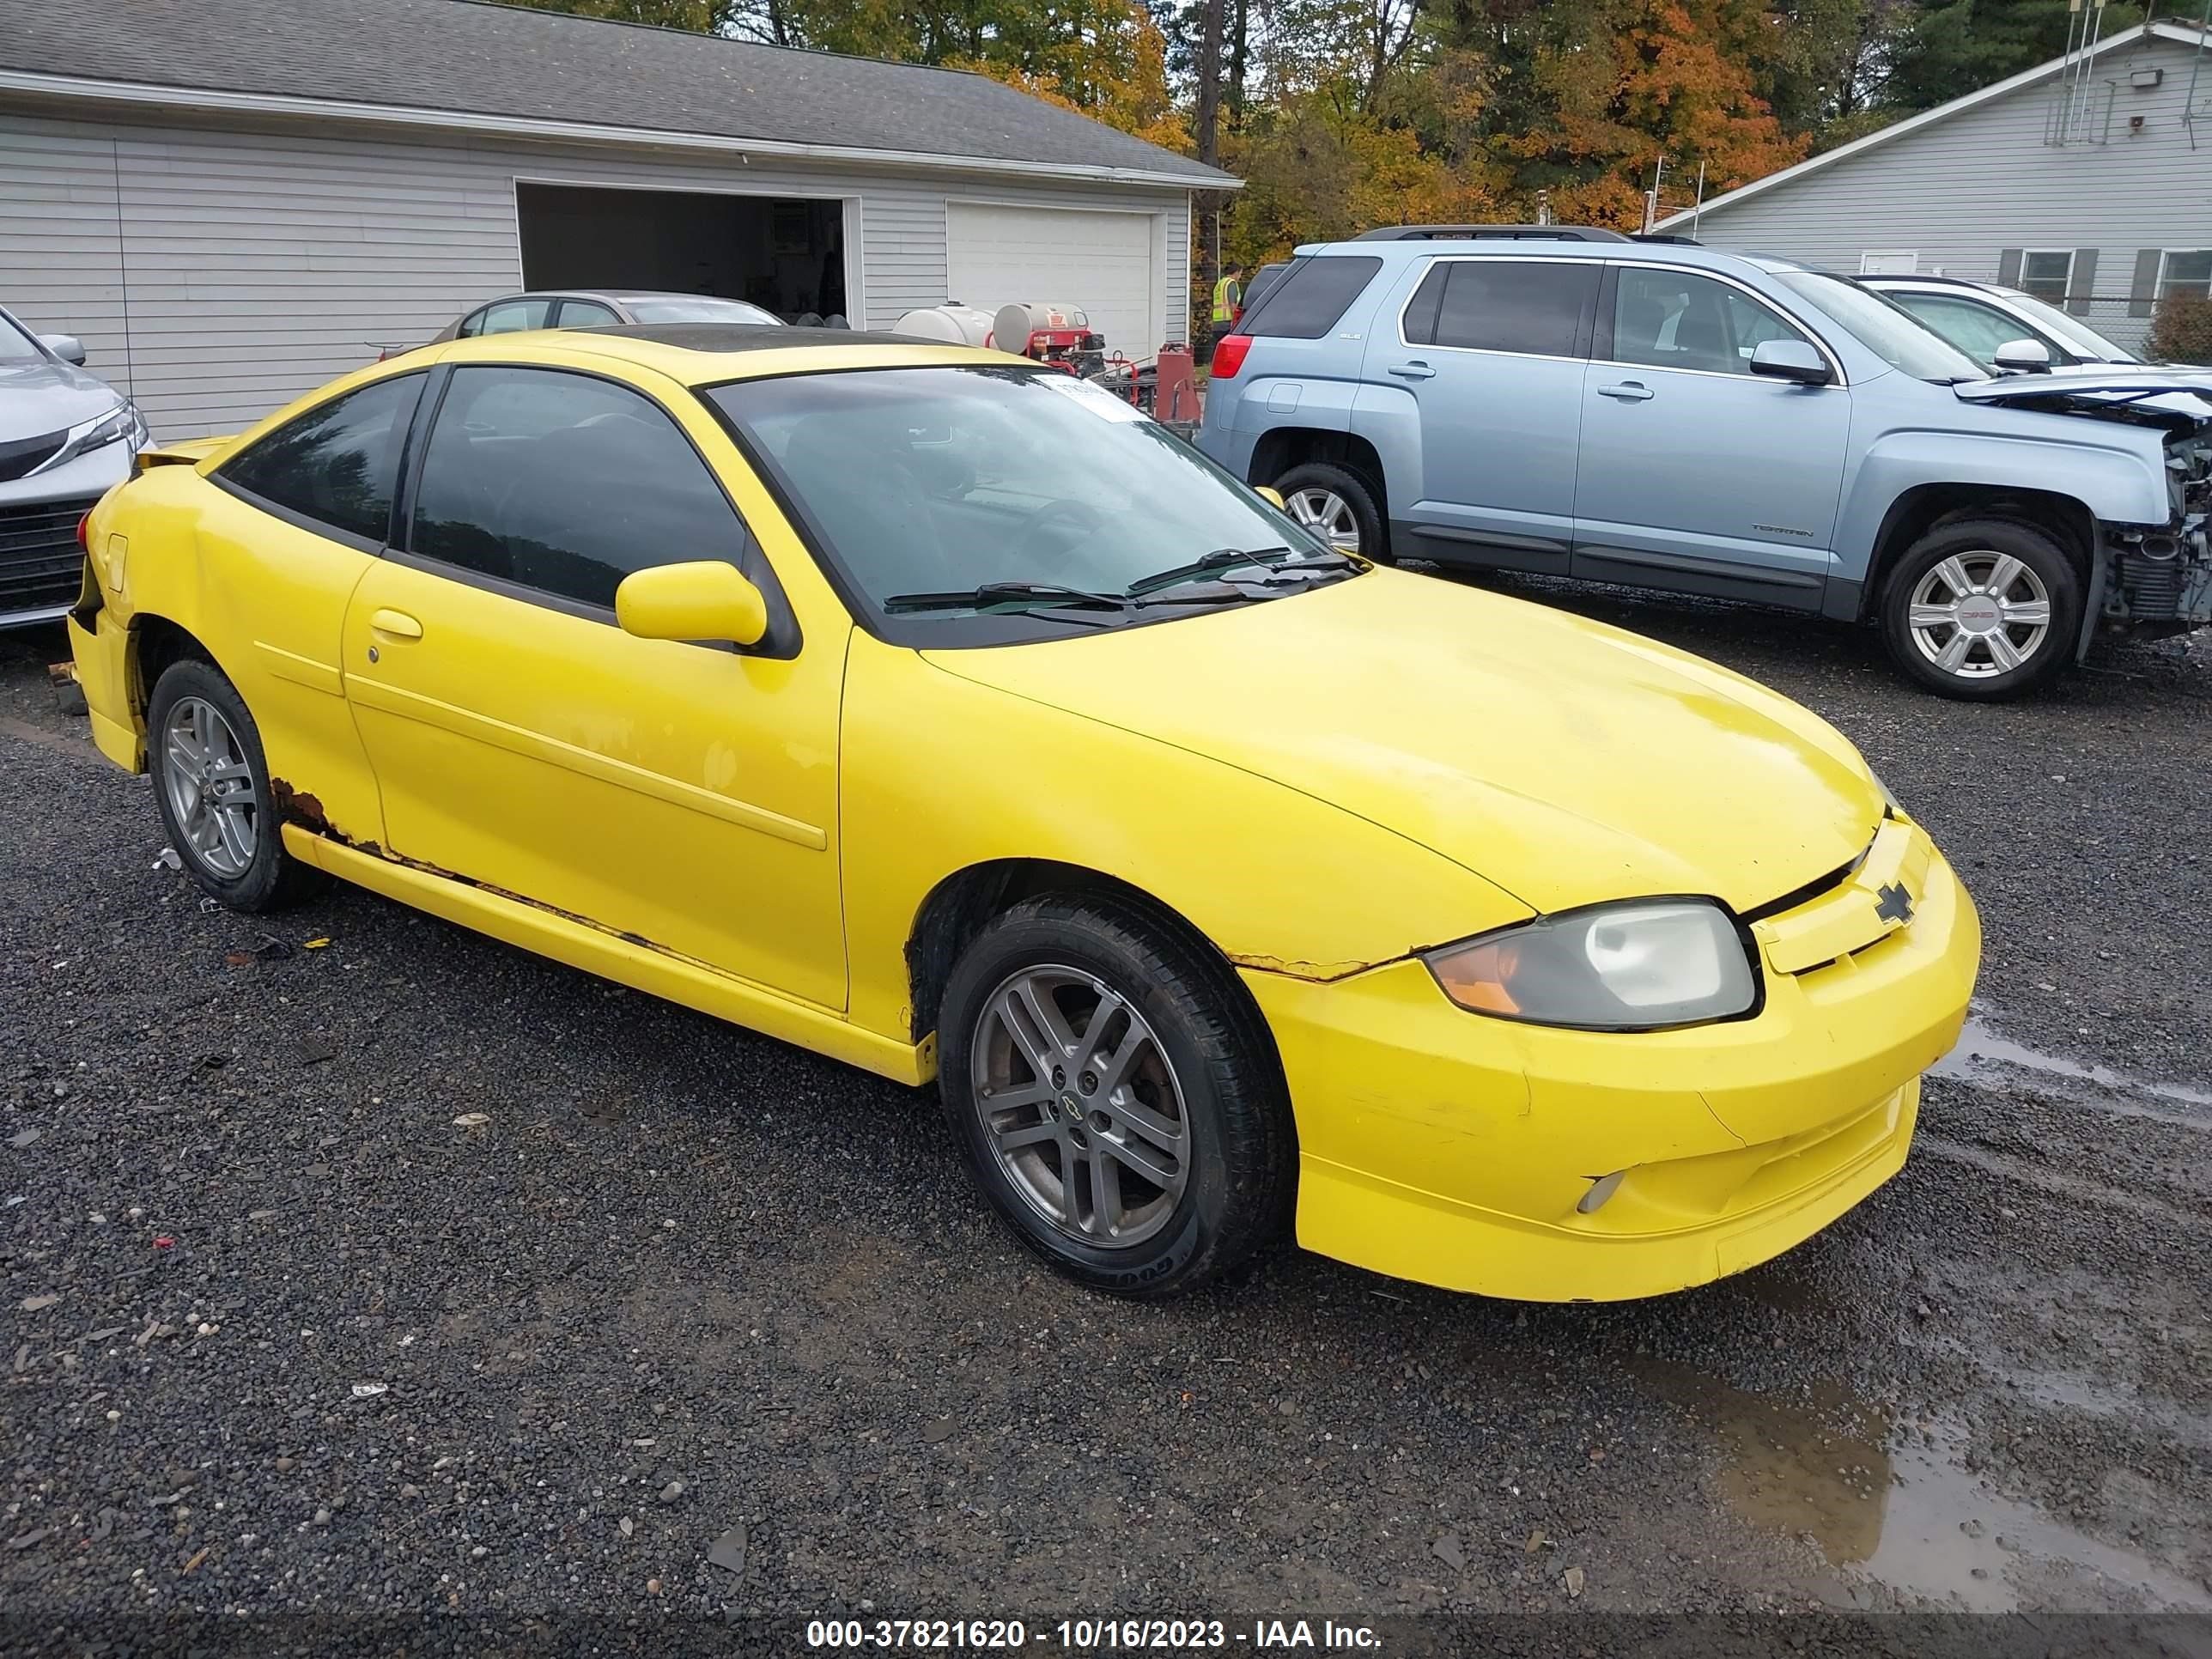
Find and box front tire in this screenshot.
[147,657,328,912]
[1273,462,1385,562]
[1879,517,2081,700]
[936,896,1296,1298]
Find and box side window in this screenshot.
[556,300,622,328]
[456,308,487,339]
[219,374,423,546]
[407,366,747,611]
[1240,256,1383,339]
[478,298,552,335]
[1431,259,1595,356]
[1401,264,1449,345]
[1889,294,2039,366]
[1611,268,1812,376]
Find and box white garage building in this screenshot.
[0,0,1231,437]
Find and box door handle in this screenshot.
[1387,361,1437,380]
[1596,381,1655,402]
[368,609,422,639]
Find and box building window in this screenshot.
[2018,251,2074,305]
[2160,250,2212,301]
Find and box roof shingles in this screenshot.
[0,0,1230,185]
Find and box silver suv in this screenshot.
[1197,229,2212,699]
[1,305,149,627]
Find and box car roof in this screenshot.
[429,324,1001,386]
[1856,273,1996,290]
[1294,234,1798,284]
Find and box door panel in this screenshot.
[1572,267,1848,606]
[340,362,848,1010]
[340,560,848,1008]
[1355,257,1596,570]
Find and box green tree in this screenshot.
[489,0,724,27]
[1881,0,2142,112]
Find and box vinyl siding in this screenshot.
[1680,35,2212,353]
[0,100,1194,437]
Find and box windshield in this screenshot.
[0,313,46,362]
[625,297,781,325]
[706,366,1340,641]
[1983,285,2138,362]
[1774,271,1986,381]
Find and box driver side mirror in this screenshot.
[1992,337,2052,374]
[1749,339,1832,386]
[40,333,87,366]
[615,561,769,648]
[1255,486,1286,509]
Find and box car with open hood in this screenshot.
[1198,232,2212,699]
[66,326,1980,1301]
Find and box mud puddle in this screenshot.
[1638,1361,2212,1612]
[1932,1015,2212,1115]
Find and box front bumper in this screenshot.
[0,443,131,627]
[1244,827,1979,1301]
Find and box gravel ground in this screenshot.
[3,593,2209,1648]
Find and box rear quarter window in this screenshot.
[1239,257,1384,339]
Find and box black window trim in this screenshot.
[210,369,429,556]
[390,358,803,659]
[1391,252,1602,363]
[1594,258,1849,386]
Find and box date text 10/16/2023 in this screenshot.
[804,1619,1384,1649]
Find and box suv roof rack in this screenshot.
[1352,224,1632,243]
[1629,233,1703,245]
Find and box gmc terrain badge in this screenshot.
[1875,882,1915,925]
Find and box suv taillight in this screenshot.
[1212,334,1254,378]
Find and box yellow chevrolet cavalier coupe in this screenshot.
[68,326,1979,1301]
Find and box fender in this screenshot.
[1835,426,2170,587]
[1342,380,1425,510]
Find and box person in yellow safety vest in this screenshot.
[1212,264,1244,330]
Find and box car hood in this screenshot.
[0,356,123,444]
[1955,368,2212,408]
[922,571,1883,915]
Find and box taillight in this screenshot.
[1212,334,1254,378]
[76,514,91,554]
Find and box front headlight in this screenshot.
[1423,898,1759,1031]
[44,401,149,472]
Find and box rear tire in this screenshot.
[1879,517,2081,701]
[1273,462,1386,562]
[147,658,329,913]
[936,896,1296,1299]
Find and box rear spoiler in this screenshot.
[135,436,233,473]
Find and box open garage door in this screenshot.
[947,203,1157,361]
[518,182,851,323]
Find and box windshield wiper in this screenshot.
[882,581,1137,616]
[1123,546,1345,597]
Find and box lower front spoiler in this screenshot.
[1295,1080,1917,1303]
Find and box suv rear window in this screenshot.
[1239,256,1382,339]
[1405,259,1596,357]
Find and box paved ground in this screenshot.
[3,590,2209,1646]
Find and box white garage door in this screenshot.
[946,203,1158,359]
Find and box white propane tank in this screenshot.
[890,305,995,347]
[991,302,1093,355]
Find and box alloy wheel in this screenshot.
[1285,488,1362,554]
[1905,551,2053,680]
[970,964,1189,1249]
[161,695,258,878]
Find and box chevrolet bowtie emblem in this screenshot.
[1874,881,1915,926]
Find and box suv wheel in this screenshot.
[1880,517,2081,700]
[935,896,1296,1298]
[1273,463,1384,562]
[147,658,329,911]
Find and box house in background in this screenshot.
[1660,20,2212,355]
[0,0,1232,438]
